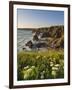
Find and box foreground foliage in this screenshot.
[17,49,64,80]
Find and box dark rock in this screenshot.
[41,32,50,38]
[35,42,48,48]
[23,47,26,50]
[25,40,48,49]
[25,40,33,48]
[33,34,39,41]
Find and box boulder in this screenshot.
[25,40,33,48]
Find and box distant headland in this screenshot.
[17,25,64,31]
[17,28,35,30]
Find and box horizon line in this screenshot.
[17,24,64,29]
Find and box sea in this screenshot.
[17,29,33,51]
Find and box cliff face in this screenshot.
[32,26,64,37]
[32,25,64,49]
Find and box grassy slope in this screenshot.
[18,49,64,57]
[17,49,64,80]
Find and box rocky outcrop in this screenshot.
[25,40,48,49]
[33,34,39,41]
[33,25,64,39]
[25,40,33,48]
[35,42,48,48]
[24,25,64,51]
[41,32,50,38]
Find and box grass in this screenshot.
[17,49,64,80]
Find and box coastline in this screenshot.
[17,25,64,31]
[17,25,64,52]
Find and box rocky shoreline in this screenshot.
[22,25,64,51]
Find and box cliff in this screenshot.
[32,25,64,49]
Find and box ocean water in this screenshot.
[17,29,32,51]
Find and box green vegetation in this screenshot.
[17,49,64,80]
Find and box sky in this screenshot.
[17,9,64,28]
